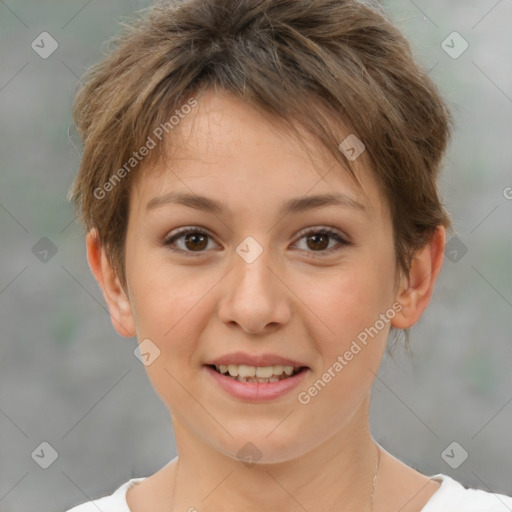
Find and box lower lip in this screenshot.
[204,365,310,402]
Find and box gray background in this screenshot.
[1,1,511,511]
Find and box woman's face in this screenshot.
[120,90,402,462]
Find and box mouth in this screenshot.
[205,364,308,384]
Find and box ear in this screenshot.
[86,228,136,338]
[391,226,446,329]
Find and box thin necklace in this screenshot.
[370,445,381,511]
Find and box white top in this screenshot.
[65,473,512,511]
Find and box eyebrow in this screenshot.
[146,191,366,216]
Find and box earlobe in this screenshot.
[86,229,136,338]
[391,226,446,330]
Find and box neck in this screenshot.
[166,394,380,512]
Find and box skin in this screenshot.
[87,89,446,512]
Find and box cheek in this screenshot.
[296,270,392,429]
[126,235,203,331]
[301,250,396,337]
[295,247,397,408]
[128,271,210,411]
[124,244,215,381]
[131,272,209,351]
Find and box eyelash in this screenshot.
[163,226,350,257]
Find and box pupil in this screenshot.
[185,233,208,251]
[307,233,328,251]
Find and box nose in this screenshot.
[217,245,292,334]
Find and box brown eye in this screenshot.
[293,228,349,255]
[183,232,208,251]
[164,228,217,255]
[306,233,330,251]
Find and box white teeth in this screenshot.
[227,364,239,377]
[283,365,294,376]
[273,364,284,376]
[214,363,302,380]
[255,366,274,378]
[238,364,256,378]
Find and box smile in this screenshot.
[204,364,310,402]
[209,363,305,383]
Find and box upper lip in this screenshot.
[206,352,309,368]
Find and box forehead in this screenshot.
[130,90,387,221]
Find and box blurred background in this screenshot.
[0,0,511,511]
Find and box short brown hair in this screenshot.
[69,0,452,313]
